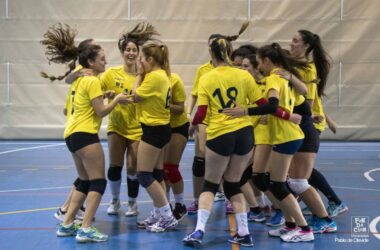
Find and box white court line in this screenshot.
[331,185,380,192]
[364,168,380,182]
[0,143,65,155]
[22,169,38,171]
[370,216,380,240]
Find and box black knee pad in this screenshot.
[252,172,270,192]
[137,171,155,188]
[269,181,290,201]
[224,181,242,200]
[89,179,107,195]
[76,179,90,195]
[107,164,122,181]
[192,156,205,177]
[127,176,139,198]
[240,164,253,187]
[153,169,164,182]
[202,180,219,195]
[73,177,81,188]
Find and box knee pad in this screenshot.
[153,169,164,183]
[164,163,183,183]
[269,181,290,201]
[252,172,270,192]
[137,171,155,188]
[89,179,107,195]
[224,181,242,200]
[287,178,310,196]
[202,180,219,195]
[127,175,139,198]
[76,179,90,195]
[73,177,81,188]
[107,164,122,181]
[240,164,253,187]
[192,156,205,177]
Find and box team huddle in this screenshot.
[41,21,348,247]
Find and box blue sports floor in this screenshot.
[1,141,380,250]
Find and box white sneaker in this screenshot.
[54,208,66,222]
[107,199,121,215]
[75,206,85,221]
[280,228,314,242]
[214,192,225,202]
[268,226,297,237]
[125,201,138,217]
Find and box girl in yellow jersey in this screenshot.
[183,37,261,248]
[224,43,315,242]
[163,73,189,221]
[54,38,96,224]
[289,30,347,218]
[186,22,250,214]
[103,23,158,217]
[132,43,178,232]
[41,23,130,243]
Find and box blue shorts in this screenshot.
[273,139,303,155]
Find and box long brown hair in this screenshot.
[142,43,171,77]
[118,22,159,52]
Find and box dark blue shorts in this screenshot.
[273,139,303,155]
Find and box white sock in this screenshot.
[81,226,91,232]
[195,209,210,233]
[128,198,136,203]
[158,203,172,218]
[174,193,184,204]
[235,212,249,236]
[256,195,265,208]
[109,179,121,200]
[127,174,137,180]
[153,207,160,218]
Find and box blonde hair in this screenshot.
[142,43,171,76]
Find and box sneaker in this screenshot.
[228,233,254,247]
[75,227,108,243]
[187,201,198,215]
[268,226,298,237]
[56,223,80,237]
[266,210,285,227]
[136,212,159,229]
[327,201,348,217]
[107,199,121,215]
[54,208,66,222]
[306,215,317,227]
[302,206,312,216]
[280,228,314,242]
[183,230,204,247]
[125,201,138,217]
[262,205,272,217]
[148,215,178,232]
[248,211,265,223]
[75,206,86,220]
[311,217,337,233]
[173,203,188,221]
[225,201,234,214]
[214,192,225,202]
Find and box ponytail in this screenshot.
[142,43,171,77]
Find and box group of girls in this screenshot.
[41,21,347,247]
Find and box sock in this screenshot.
[195,209,210,233]
[166,192,171,201]
[158,203,172,218]
[322,216,333,223]
[127,175,139,199]
[109,179,121,200]
[251,206,261,214]
[174,193,184,204]
[235,212,249,236]
[300,225,311,232]
[308,169,342,204]
[285,221,296,229]
[81,226,91,232]
[255,195,265,207]
[153,206,160,218]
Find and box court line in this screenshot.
[364,168,380,182]
[0,143,65,155]
[369,216,380,240]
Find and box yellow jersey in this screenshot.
[251,81,271,145]
[265,68,304,144]
[191,61,214,97]
[101,66,142,141]
[198,66,261,140]
[170,73,188,128]
[64,76,104,138]
[135,69,171,126]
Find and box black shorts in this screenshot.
[206,126,254,156]
[171,122,189,139]
[65,132,100,153]
[298,125,320,153]
[141,123,171,149]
